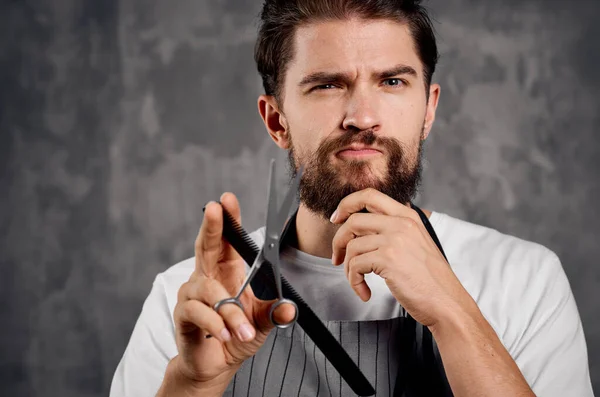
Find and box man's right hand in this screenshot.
[159,192,296,395]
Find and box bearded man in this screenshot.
[110,1,593,396]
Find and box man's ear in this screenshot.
[258,95,291,149]
[422,83,441,140]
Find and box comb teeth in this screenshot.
[221,208,260,251]
[220,205,301,302]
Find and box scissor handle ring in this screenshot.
[269,298,299,329]
[213,298,244,314]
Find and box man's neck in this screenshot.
[293,203,432,260]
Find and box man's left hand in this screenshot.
[330,188,474,328]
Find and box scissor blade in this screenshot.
[276,165,303,231]
[265,159,280,240]
[262,160,283,298]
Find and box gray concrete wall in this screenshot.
[1,0,598,395]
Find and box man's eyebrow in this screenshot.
[298,72,350,87]
[376,64,418,79]
[298,64,418,87]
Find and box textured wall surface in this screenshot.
[1,0,598,395]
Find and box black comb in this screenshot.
[217,206,376,396]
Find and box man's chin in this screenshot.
[332,174,385,193]
[336,165,385,183]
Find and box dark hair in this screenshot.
[254,0,439,102]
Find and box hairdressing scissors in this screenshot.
[213,159,304,328]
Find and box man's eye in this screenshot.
[383,78,404,87]
[314,84,337,90]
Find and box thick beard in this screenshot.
[288,128,424,221]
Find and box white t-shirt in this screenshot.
[110,211,594,396]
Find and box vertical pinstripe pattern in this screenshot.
[388,321,392,395]
[375,322,379,397]
[279,323,296,395]
[339,325,342,397]
[324,340,332,396]
[246,356,255,397]
[222,316,414,397]
[313,338,320,396]
[262,328,279,396]
[357,322,361,369]
[297,329,307,397]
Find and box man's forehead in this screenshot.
[288,18,422,77]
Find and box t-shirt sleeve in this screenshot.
[109,274,177,397]
[512,253,594,396]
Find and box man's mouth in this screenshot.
[335,145,383,159]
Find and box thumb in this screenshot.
[253,299,298,334]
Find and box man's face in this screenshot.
[270,18,438,220]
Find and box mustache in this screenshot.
[317,129,406,157]
[317,130,378,156]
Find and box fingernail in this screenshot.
[329,210,338,223]
[220,328,232,342]
[203,201,217,213]
[238,323,254,341]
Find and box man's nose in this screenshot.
[341,88,381,132]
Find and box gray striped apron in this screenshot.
[223,317,398,396]
[224,204,453,396]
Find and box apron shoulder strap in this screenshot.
[393,203,453,397]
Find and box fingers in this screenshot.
[330,188,419,224]
[197,193,244,283]
[336,234,382,268]
[174,299,232,342]
[345,250,383,302]
[331,213,396,264]
[271,302,297,326]
[178,278,256,342]
[218,192,243,263]
[196,201,224,277]
[339,236,383,302]
[253,300,297,332]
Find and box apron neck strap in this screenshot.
[410,202,447,261]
